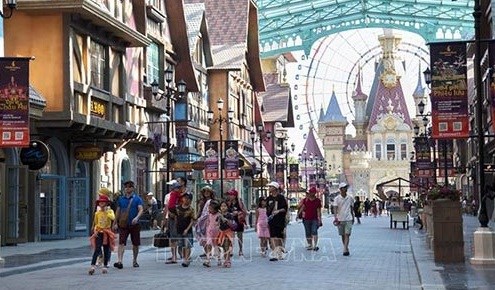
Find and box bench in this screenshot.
[390,211,409,229]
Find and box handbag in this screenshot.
[118,197,133,228]
[153,230,170,248]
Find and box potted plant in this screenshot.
[426,185,462,202]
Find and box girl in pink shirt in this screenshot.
[203,200,220,267]
[256,197,270,257]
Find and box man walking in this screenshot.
[266,181,288,261]
[333,182,354,256]
[113,180,144,269]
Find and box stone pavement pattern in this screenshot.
[0,214,495,290]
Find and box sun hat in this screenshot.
[96,195,111,204]
[339,182,349,189]
[147,192,154,196]
[98,187,112,196]
[267,181,280,189]
[201,185,213,192]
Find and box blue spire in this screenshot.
[320,90,347,123]
[413,62,425,98]
[318,105,325,122]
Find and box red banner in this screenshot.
[429,43,469,139]
[224,140,239,180]
[0,58,30,147]
[204,141,219,180]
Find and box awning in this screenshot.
[239,152,261,171]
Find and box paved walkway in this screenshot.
[0,214,494,289]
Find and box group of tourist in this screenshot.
[87,179,357,274]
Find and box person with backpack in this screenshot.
[297,186,322,251]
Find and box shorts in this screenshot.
[269,224,285,239]
[177,232,194,249]
[118,224,141,246]
[303,219,319,237]
[168,218,178,241]
[337,221,353,236]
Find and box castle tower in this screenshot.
[352,67,368,139]
[318,89,348,184]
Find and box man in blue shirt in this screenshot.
[113,180,144,269]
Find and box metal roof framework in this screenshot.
[256,0,475,57]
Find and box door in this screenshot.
[67,177,89,237]
[4,166,28,245]
[40,175,66,240]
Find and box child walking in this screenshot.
[256,197,270,257]
[176,193,196,267]
[217,201,236,268]
[203,200,220,267]
[89,193,115,275]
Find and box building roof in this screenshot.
[412,64,425,99]
[199,0,265,91]
[319,90,347,124]
[344,139,367,152]
[352,68,368,102]
[301,128,324,160]
[259,73,294,127]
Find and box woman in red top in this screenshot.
[297,186,322,251]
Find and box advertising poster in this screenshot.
[0,58,30,147]
[204,141,219,180]
[429,43,469,139]
[275,163,285,189]
[224,140,239,180]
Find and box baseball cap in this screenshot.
[166,180,180,188]
[308,187,318,194]
[267,181,280,188]
[339,182,349,189]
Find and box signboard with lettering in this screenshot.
[0,58,31,147]
[74,145,103,161]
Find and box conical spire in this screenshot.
[413,62,425,99]
[352,67,368,101]
[318,105,325,122]
[320,89,347,123]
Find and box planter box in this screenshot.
[430,199,464,263]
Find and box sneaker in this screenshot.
[88,266,95,275]
[101,267,108,274]
[181,262,189,267]
[113,262,123,269]
[269,257,278,261]
[133,261,139,268]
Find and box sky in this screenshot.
[284,28,429,155]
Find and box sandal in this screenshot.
[88,266,95,275]
[133,261,140,268]
[203,262,211,268]
[101,267,108,274]
[224,261,231,268]
[113,262,123,269]
[165,260,177,264]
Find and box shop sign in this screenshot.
[20,141,49,170]
[74,145,102,161]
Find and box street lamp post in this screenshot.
[250,124,271,198]
[0,0,16,19]
[285,142,295,194]
[207,99,233,199]
[151,67,186,201]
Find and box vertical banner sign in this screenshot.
[0,58,30,147]
[429,43,469,139]
[289,164,299,190]
[437,139,454,178]
[204,141,219,180]
[275,163,285,189]
[224,140,239,180]
[490,43,495,132]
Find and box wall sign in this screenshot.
[20,141,49,170]
[74,145,102,161]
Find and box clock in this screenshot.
[381,71,397,88]
[384,116,396,130]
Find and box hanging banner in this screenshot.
[275,163,285,189]
[429,43,469,139]
[0,58,30,147]
[224,140,239,180]
[204,141,219,180]
[289,164,299,190]
[437,139,455,178]
[490,43,495,132]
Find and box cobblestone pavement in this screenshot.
[1,214,495,290]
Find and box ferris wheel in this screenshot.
[290,28,431,139]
